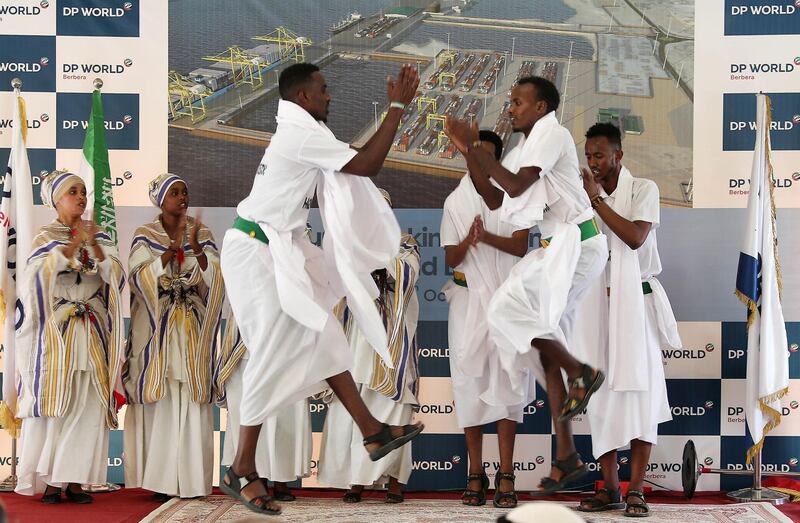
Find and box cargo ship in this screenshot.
[330,12,363,34]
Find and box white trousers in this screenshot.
[123,379,213,497]
[16,371,108,495]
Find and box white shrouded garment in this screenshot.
[440,174,526,427]
[223,100,400,426]
[483,112,607,408]
[572,170,679,457]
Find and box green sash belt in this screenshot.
[453,271,468,288]
[541,217,601,248]
[233,215,269,244]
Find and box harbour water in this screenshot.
[167,0,596,207]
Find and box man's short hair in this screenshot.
[517,76,560,113]
[478,129,504,160]
[585,122,623,149]
[278,63,320,101]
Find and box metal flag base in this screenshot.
[83,483,122,493]
[0,475,16,492]
[727,487,788,505]
[683,439,792,505]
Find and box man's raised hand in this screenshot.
[387,64,420,106]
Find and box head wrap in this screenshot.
[40,169,84,209]
[378,188,392,207]
[148,173,187,207]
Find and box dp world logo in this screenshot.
[790,400,799,409]
[795,57,800,66]
[790,457,799,467]
[123,58,133,67]
[451,455,461,465]
[704,400,715,409]
[40,113,49,122]
[535,399,545,408]
[793,173,800,182]
[796,0,800,7]
[40,0,49,8]
[122,114,133,125]
[793,114,800,124]
[39,57,49,67]
[535,456,545,465]
[705,343,715,352]
[619,456,629,465]
[790,343,799,353]
[704,457,714,466]
[123,1,133,10]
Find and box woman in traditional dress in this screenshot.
[15,170,125,504]
[318,189,421,504]
[123,173,224,500]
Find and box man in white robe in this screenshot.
[220,62,423,516]
[318,190,420,503]
[573,123,680,517]
[440,131,529,508]
[445,76,608,495]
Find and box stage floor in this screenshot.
[2,489,799,522]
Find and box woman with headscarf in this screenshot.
[123,173,224,500]
[15,170,125,503]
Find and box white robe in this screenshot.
[15,224,124,495]
[440,174,525,427]
[573,171,680,457]
[223,100,400,427]
[221,359,312,483]
[482,119,608,408]
[123,218,222,498]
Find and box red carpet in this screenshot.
[1,488,798,522]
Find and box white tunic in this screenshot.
[484,112,608,408]
[573,172,679,457]
[223,99,399,426]
[440,174,525,427]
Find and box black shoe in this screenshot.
[493,472,518,509]
[41,489,61,504]
[363,422,424,462]
[65,488,93,504]
[461,473,489,506]
[152,492,171,502]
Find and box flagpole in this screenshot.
[79,77,122,494]
[726,92,789,506]
[0,77,23,492]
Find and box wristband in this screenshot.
[389,101,406,110]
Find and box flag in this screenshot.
[80,89,117,245]
[0,88,35,438]
[735,93,789,463]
